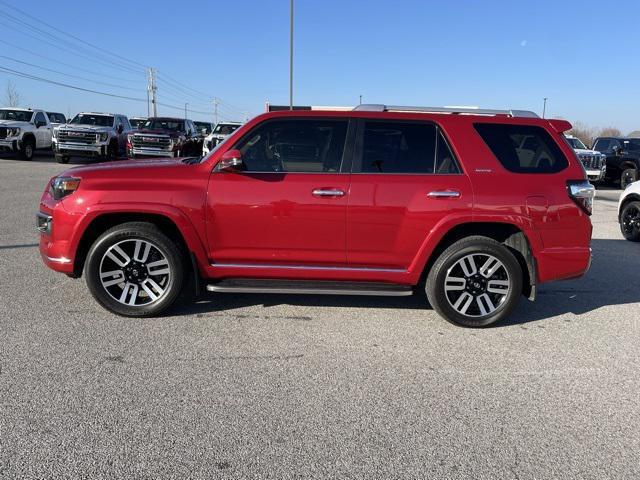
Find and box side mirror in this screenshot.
[117,125,124,134]
[218,149,243,171]
[35,121,46,128]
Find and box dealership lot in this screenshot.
[1,154,639,478]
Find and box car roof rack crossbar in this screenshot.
[353,104,539,118]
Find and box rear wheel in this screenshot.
[426,236,523,327]
[620,201,640,242]
[85,222,185,317]
[19,137,35,160]
[621,168,638,190]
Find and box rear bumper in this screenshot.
[536,246,592,283]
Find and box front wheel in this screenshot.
[426,236,523,327]
[20,138,35,160]
[621,169,638,190]
[85,222,185,317]
[620,201,640,242]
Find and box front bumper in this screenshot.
[586,166,606,182]
[129,147,175,157]
[0,138,19,152]
[55,141,108,157]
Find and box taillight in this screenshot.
[567,180,595,216]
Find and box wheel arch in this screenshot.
[418,222,537,299]
[619,193,640,222]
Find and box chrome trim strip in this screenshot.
[45,255,72,264]
[209,263,405,273]
[427,190,461,198]
[206,284,412,296]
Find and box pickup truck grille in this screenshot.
[578,154,604,170]
[0,128,6,139]
[57,130,97,144]
[130,135,172,151]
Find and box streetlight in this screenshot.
[542,97,548,119]
[289,0,294,110]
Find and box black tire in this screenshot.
[55,154,69,164]
[106,140,118,162]
[19,137,35,160]
[620,201,640,242]
[426,236,523,327]
[85,222,185,317]
[621,168,638,190]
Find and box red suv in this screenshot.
[37,105,594,327]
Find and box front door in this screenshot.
[206,117,353,267]
[346,119,473,270]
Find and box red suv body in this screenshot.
[38,106,593,326]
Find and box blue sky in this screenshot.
[1,0,639,131]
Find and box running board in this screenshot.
[206,279,413,297]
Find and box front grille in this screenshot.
[57,130,97,145]
[0,127,6,139]
[131,135,172,151]
[579,154,603,169]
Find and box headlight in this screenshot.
[49,176,81,200]
[6,127,20,137]
[98,132,109,142]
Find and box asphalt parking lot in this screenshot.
[1,153,639,479]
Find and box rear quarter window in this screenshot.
[474,123,568,174]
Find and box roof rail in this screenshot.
[352,104,539,118]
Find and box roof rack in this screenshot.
[353,104,539,118]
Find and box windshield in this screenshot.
[130,119,146,128]
[0,110,33,122]
[194,122,212,134]
[623,139,640,151]
[566,137,588,150]
[70,114,114,127]
[143,119,184,131]
[213,123,240,135]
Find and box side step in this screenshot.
[206,279,413,297]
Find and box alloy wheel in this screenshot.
[444,253,511,317]
[622,204,640,237]
[99,239,171,306]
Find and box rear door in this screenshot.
[206,117,354,267]
[346,119,472,270]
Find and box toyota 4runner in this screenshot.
[37,105,594,327]
[53,112,131,164]
[0,108,52,160]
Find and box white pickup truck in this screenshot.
[0,108,53,160]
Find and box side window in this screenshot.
[234,119,348,173]
[121,117,131,131]
[610,139,622,151]
[435,129,460,174]
[34,112,46,125]
[358,122,436,174]
[594,139,610,152]
[474,123,569,174]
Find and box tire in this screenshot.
[620,201,640,242]
[621,168,638,190]
[426,236,523,327]
[19,137,35,160]
[85,222,185,317]
[106,141,118,162]
[55,154,69,164]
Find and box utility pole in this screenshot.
[542,97,548,119]
[184,103,188,119]
[212,97,219,126]
[359,95,362,105]
[147,67,157,117]
[289,0,294,110]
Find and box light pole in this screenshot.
[542,97,548,118]
[289,0,294,110]
[184,103,188,120]
[359,95,362,105]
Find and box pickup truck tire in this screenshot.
[106,140,118,162]
[426,236,522,327]
[85,222,185,317]
[621,168,638,190]
[55,154,69,164]
[20,136,35,161]
[620,201,640,242]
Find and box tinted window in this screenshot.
[0,110,32,122]
[121,117,131,130]
[593,139,610,152]
[34,112,46,124]
[143,119,184,131]
[71,114,114,127]
[235,119,348,173]
[47,113,65,123]
[436,129,460,174]
[474,123,568,173]
[359,122,436,173]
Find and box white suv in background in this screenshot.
[202,121,242,155]
[618,180,640,241]
[0,108,53,160]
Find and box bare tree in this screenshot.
[597,127,622,138]
[3,80,21,107]
[568,122,597,147]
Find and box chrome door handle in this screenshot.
[427,190,460,198]
[312,188,345,197]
